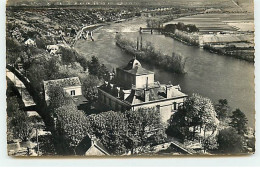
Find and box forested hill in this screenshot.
[6,0,254,12]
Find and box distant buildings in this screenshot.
[98,58,187,123]
[43,77,88,109]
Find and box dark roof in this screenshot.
[125,84,187,105]
[99,82,187,105]
[75,135,110,156]
[94,140,110,155]
[126,66,154,75]
[123,58,142,70]
[73,95,88,106]
[125,86,165,104]
[118,58,153,75]
[44,77,81,89]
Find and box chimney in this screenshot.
[144,89,149,102]
[144,77,149,102]
[116,87,120,98]
[166,85,173,98]
[146,77,148,90]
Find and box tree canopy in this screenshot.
[54,104,89,155]
[217,127,245,154]
[167,93,219,143]
[87,108,166,155]
[215,99,231,120]
[229,109,248,136]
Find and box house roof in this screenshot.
[125,66,154,76]
[44,77,81,89]
[93,140,110,155]
[99,82,187,106]
[118,58,154,76]
[43,77,82,97]
[75,135,110,156]
[123,58,142,70]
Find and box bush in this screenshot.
[217,128,245,154]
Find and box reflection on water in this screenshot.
[74,17,255,128]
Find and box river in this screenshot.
[74,17,255,128]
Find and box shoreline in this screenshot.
[115,38,186,74]
[162,31,254,63]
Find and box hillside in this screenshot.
[6,0,254,12]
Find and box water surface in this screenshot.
[75,17,255,128]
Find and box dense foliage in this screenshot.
[167,94,219,141]
[229,109,248,136]
[167,94,219,153]
[87,108,166,155]
[54,104,89,155]
[163,22,199,33]
[217,127,245,154]
[6,79,34,142]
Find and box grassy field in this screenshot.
[165,13,254,33]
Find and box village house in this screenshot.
[46,45,59,55]
[43,77,88,110]
[97,58,188,123]
[24,38,36,46]
[76,136,110,156]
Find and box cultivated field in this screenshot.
[165,13,254,33]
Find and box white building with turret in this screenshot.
[97,58,187,123]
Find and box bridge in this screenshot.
[71,24,104,47]
[139,27,163,34]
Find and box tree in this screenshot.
[87,56,109,79]
[215,99,230,120]
[6,37,22,65]
[7,95,33,142]
[166,107,190,142]
[167,94,219,143]
[35,37,47,49]
[229,109,248,136]
[81,75,101,104]
[11,111,34,142]
[163,24,177,33]
[54,104,90,155]
[88,56,101,77]
[217,128,245,154]
[202,135,218,153]
[60,47,77,64]
[125,108,166,153]
[47,85,74,111]
[185,94,218,140]
[87,111,128,154]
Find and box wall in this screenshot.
[116,68,135,89]
[98,88,130,111]
[63,85,82,97]
[135,74,154,88]
[132,97,186,123]
[116,68,155,89]
[98,88,187,124]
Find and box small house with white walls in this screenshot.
[43,77,88,109]
[46,45,59,55]
[24,38,36,46]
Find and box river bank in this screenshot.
[115,34,186,74]
[162,30,254,62]
[74,15,254,128]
